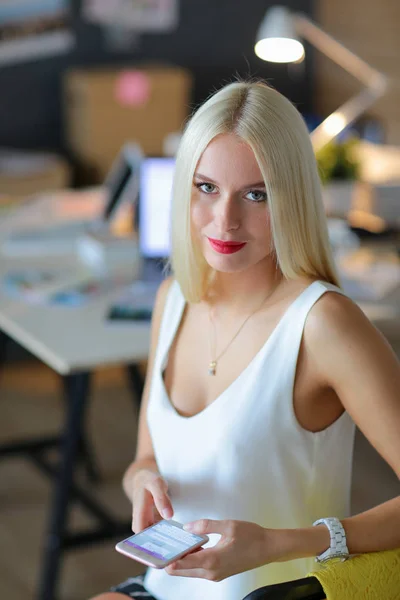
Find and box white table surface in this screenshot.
[0,191,151,374]
[0,253,152,374]
[0,192,399,374]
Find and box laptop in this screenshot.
[136,156,175,282]
[2,143,142,255]
[105,156,176,322]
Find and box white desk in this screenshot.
[0,189,151,373]
[0,253,151,374]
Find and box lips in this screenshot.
[207,238,247,254]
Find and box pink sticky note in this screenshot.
[115,71,151,107]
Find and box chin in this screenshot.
[202,246,273,274]
[210,264,245,274]
[203,252,253,273]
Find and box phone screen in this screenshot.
[123,521,205,561]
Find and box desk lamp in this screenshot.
[254,6,388,152]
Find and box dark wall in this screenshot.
[0,0,314,153]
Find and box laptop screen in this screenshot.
[138,157,175,259]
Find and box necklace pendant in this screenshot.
[208,361,217,376]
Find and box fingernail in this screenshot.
[162,509,172,519]
[183,522,194,531]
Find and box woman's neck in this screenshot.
[206,257,284,316]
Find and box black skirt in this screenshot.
[110,574,158,599]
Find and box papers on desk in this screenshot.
[3,268,133,307]
[106,281,158,323]
[337,249,400,301]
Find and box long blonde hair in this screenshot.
[170,81,339,302]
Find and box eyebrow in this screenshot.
[194,172,266,188]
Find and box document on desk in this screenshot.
[106,281,158,323]
[3,267,133,307]
[3,268,93,302]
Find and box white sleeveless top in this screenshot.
[144,280,355,600]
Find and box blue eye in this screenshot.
[195,182,216,194]
[245,190,267,203]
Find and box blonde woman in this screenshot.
[92,81,400,600]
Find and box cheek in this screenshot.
[251,209,273,252]
[251,207,271,234]
[191,199,210,232]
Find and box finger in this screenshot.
[189,546,204,554]
[167,548,214,571]
[147,480,174,519]
[151,506,164,523]
[132,492,156,532]
[183,518,226,536]
[132,511,153,533]
[132,495,145,532]
[166,566,208,579]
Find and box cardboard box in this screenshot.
[64,65,192,181]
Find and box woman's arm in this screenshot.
[282,291,400,557]
[122,277,175,527]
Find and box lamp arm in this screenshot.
[294,14,387,92]
[311,88,384,152]
[293,13,389,151]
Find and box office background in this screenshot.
[0,0,314,152]
[0,1,399,599]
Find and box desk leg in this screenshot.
[126,364,144,408]
[0,331,9,368]
[61,374,99,482]
[37,372,90,600]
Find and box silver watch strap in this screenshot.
[313,517,349,563]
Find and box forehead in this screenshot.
[195,134,264,184]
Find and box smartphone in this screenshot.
[115,519,209,569]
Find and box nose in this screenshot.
[213,192,241,232]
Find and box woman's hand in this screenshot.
[130,469,174,533]
[165,519,279,582]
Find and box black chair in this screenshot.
[242,576,325,600]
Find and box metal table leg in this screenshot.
[0,330,9,370]
[61,374,100,482]
[126,363,144,408]
[37,371,90,600]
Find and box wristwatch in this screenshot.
[313,517,349,564]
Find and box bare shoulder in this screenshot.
[301,288,400,478]
[283,278,375,346]
[303,287,399,387]
[305,288,380,347]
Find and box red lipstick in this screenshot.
[208,238,247,254]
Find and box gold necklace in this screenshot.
[208,286,278,376]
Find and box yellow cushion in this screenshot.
[308,548,400,600]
